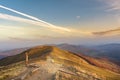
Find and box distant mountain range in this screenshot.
[57,43,100,56]
[0,48,29,59]
[0,46,120,80]
[57,43,120,65]
[0,55,6,59]
[93,44,120,61]
[0,43,120,65]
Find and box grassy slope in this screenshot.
[0,46,120,80]
[0,62,26,80]
[75,53,120,73]
[49,47,120,80]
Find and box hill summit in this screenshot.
[0,46,120,80]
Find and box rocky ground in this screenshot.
[11,57,101,80]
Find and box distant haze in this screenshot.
[0,0,120,50]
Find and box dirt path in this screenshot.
[11,57,101,80]
[12,58,62,80]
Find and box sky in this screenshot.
[0,0,120,50]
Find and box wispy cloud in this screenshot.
[0,24,92,41]
[93,27,120,36]
[76,16,80,19]
[0,25,62,41]
[105,0,120,11]
[99,0,120,11]
[8,37,30,41]
[0,5,93,41]
[0,5,70,32]
[0,13,70,32]
[8,35,60,41]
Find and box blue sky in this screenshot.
[0,0,120,50]
[0,0,102,26]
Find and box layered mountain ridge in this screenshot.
[0,46,120,80]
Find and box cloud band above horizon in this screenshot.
[0,5,71,32]
[93,27,120,36]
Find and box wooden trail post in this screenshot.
[25,52,28,67]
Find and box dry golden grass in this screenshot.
[0,46,120,80]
